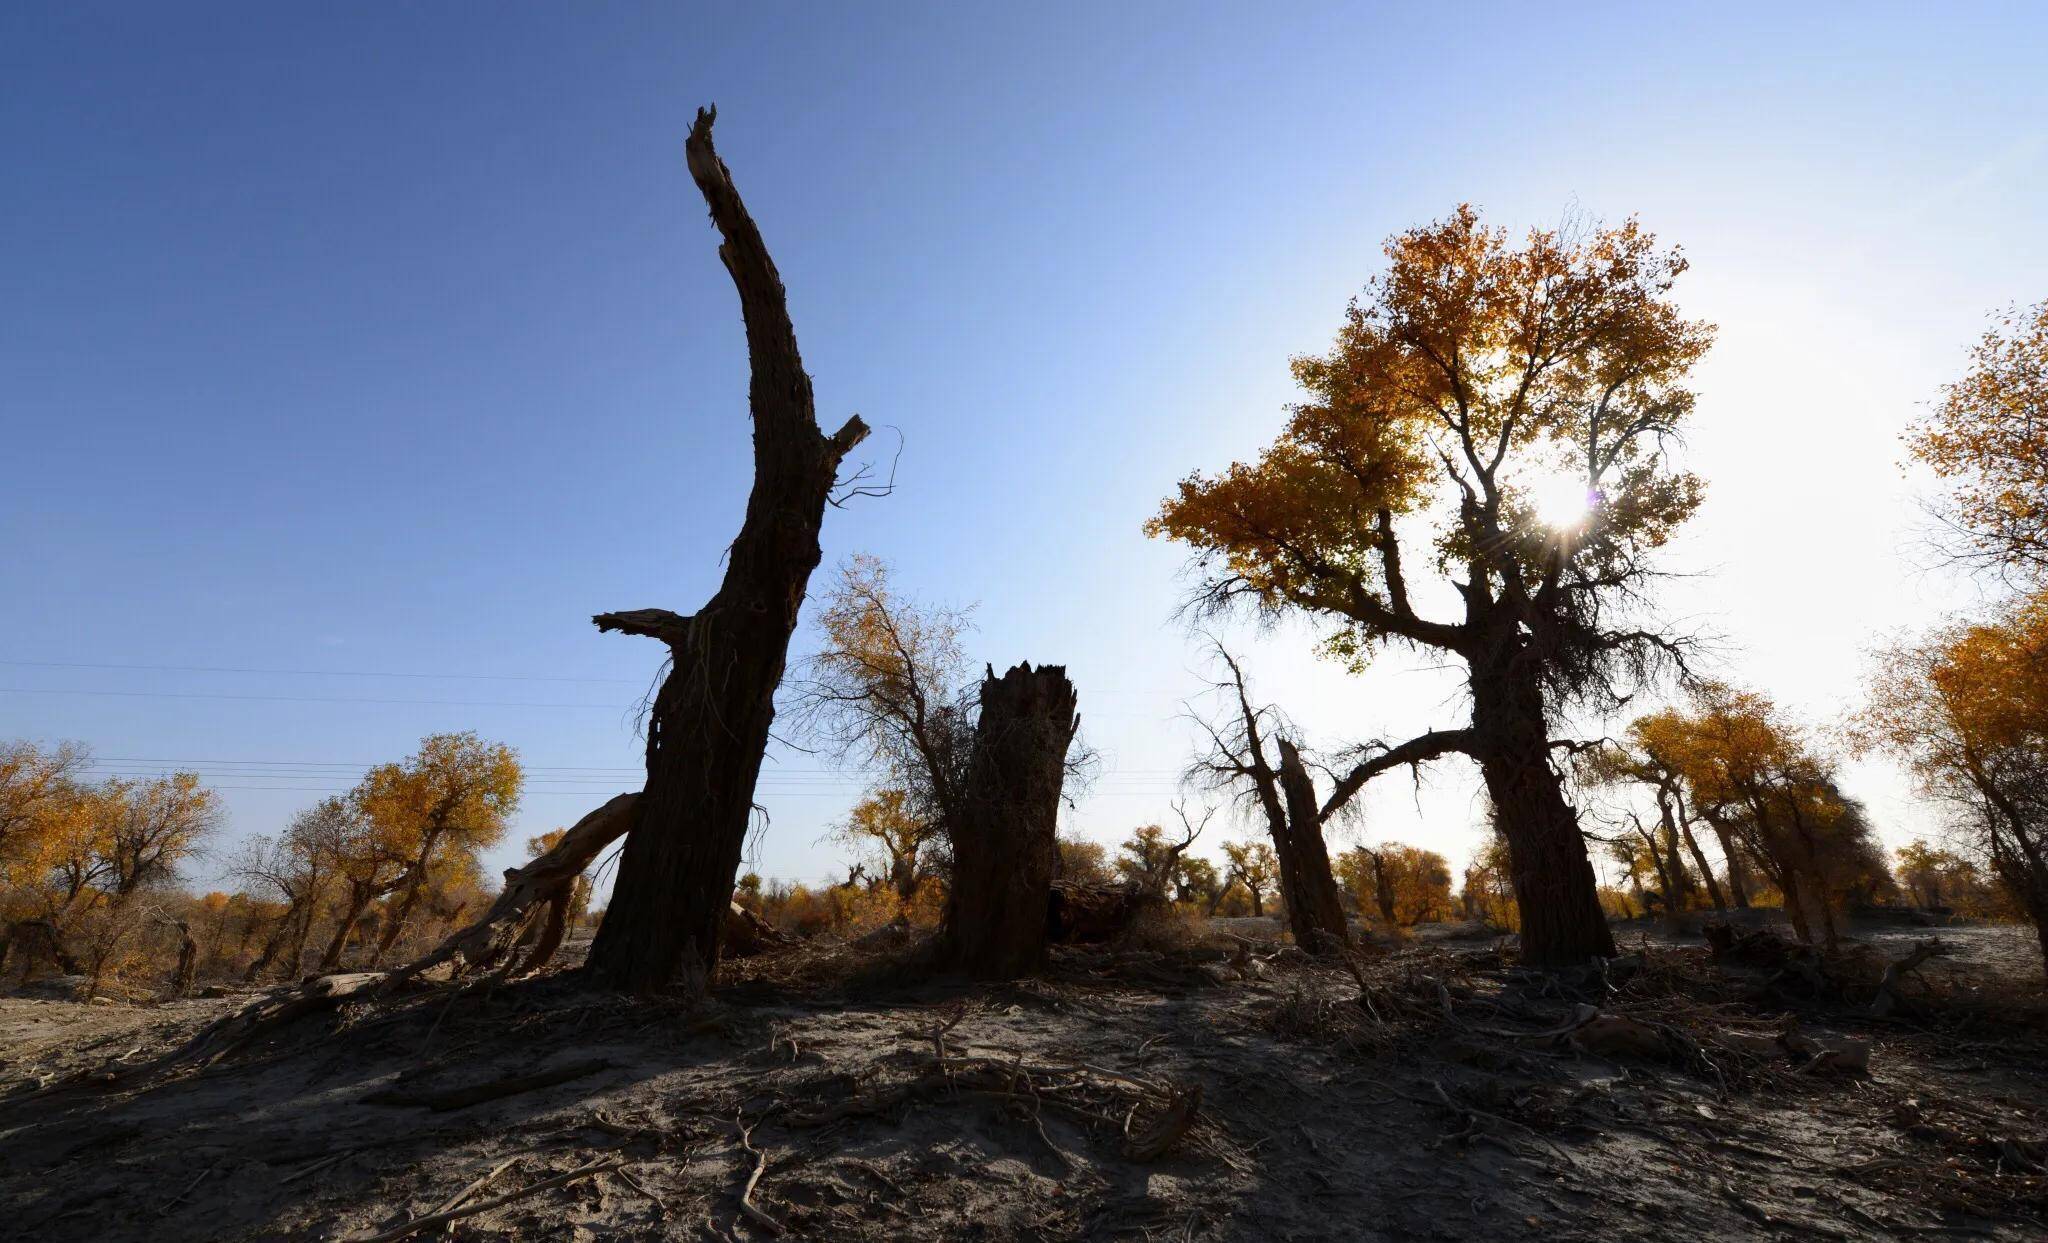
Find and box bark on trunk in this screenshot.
[1472,665,1616,966]
[1272,738,1352,956]
[581,107,867,995]
[941,663,1079,979]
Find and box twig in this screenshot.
[732,1115,786,1236]
[615,1165,669,1215]
[343,1156,623,1243]
[279,1150,352,1185]
[158,1162,217,1215]
[429,1153,523,1218]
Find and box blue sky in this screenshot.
[4,3,2046,893]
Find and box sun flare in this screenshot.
[1529,474,1595,529]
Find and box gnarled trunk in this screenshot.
[942,663,1079,979]
[1272,738,1351,955]
[581,108,867,995]
[1472,662,1616,966]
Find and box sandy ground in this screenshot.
[1,916,2044,1241]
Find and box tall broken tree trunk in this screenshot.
[1273,738,1353,956]
[583,107,868,995]
[942,663,1079,979]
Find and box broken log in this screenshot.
[1870,939,1949,1017]
[723,901,795,958]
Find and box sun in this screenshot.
[1528,473,1596,529]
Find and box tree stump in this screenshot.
[942,663,1080,978]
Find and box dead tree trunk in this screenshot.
[942,663,1079,979]
[1273,738,1353,955]
[582,107,868,995]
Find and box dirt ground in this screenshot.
[2,914,2045,1241]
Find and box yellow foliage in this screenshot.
[1146,205,1712,673]
[1339,843,1454,926]
[1907,299,2048,574]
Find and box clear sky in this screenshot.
[4,3,2046,895]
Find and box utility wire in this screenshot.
[0,658,640,685]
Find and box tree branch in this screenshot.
[1319,728,1478,824]
[592,609,693,644]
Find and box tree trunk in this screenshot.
[319,889,373,972]
[1471,665,1616,966]
[581,108,867,996]
[941,663,1079,979]
[1271,738,1351,955]
[1777,864,1815,945]
[1370,853,1399,925]
[164,918,197,997]
[1709,821,1751,908]
[370,864,426,967]
[2032,903,2048,987]
[244,905,296,983]
[1635,824,1675,912]
[1675,815,1726,911]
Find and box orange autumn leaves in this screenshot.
[1145,206,1711,666]
[1907,299,2048,578]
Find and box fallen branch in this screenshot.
[1871,940,1950,1018]
[344,1156,624,1243]
[732,1115,785,1236]
[429,1153,524,1218]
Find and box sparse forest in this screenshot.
[4,17,2048,1241]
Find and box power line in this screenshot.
[81,755,1183,776]
[0,687,626,709]
[0,659,641,685]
